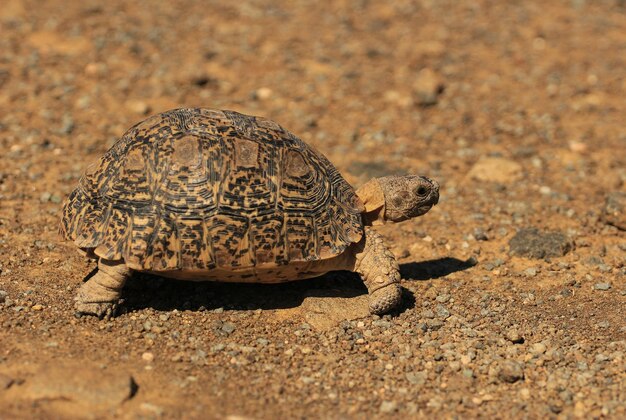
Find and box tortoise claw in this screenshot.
[74,300,119,320]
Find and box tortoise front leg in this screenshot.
[353,227,402,314]
[75,259,131,319]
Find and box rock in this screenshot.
[221,322,236,335]
[505,328,524,344]
[467,157,523,184]
[383,90,413,107]
[604,192,626,230]
[141,352,154,362]
[405,371,427,386]
[379,400,398,414]
[60,114,75,135]
[125,99,150,115]
[0,372,15,389]
[497,360,525,383]
[140,402,165,416]
[595,354,610,363]
[473,228,489,241]
[421,309,435,319]
[523,267,538,277]
[435,304,450,319]
[252,87,273,100]
[530,343,547,356]
[298,291,370,331]
[19,363,137,411]
[427,319,445,330]
[190,74,216,87]
[509,228,573,259]
[436,294,451,303]
[0,290,6,304]
[413,68,444,106]
[39,192,52,202]
[594,283,611,291]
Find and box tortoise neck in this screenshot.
[356,178,386,226]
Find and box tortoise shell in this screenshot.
[60,108,364,271]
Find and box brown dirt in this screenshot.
[1,0,625,418]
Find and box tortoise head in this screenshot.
[356,175,439,226]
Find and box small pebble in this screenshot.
[505,328,524,344]
[595,354,610,363]
[436,294,451,304]
[594,283,611,291]
[221,322,236,334]
[413,68,444,106]
[126,99,150,115]
[421,309,435,319]
[435,305,450,319]
[141,352,155,362]
[497,360,525,383]
[473,228,489,241]
[539,186,552,195]
[60,114,75,135]
[0,373,14,390]
[140,402,164,416]
[405,371,427,386]
[524,267,538,277]
[253,87,273,100]
[379,401,398,414]
[530,343,547,356]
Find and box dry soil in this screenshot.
[0,0,625,419]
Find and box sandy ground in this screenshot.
[0,0,625,418]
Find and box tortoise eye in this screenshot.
[416,186,428,196]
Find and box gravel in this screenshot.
[1,1,624,419]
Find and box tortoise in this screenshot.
[60,108,439,318]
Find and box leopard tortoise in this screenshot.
[60,108,439,318]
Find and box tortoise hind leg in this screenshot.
[75,259,131,319]
[353,227,402,315]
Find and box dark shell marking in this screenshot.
[60,108,364,276]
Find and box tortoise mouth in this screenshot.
[409,203,435,218]
[386,203,434,222]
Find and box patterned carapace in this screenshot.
[60,108,364,273]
